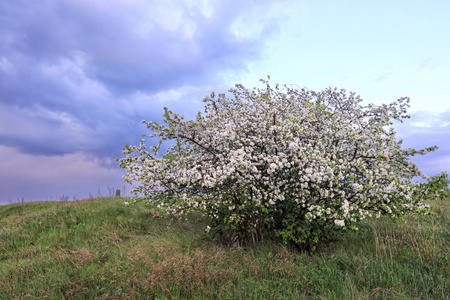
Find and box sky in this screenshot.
[1,0,449,205]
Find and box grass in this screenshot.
[0,196,448,299]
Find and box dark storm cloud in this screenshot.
[0,0,283,159]
[0,0,279,96]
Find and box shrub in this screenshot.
[118,78,446,250]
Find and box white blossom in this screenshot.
[118,78,437,244]
[334,219,345,227]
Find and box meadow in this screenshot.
[0,195,448,299]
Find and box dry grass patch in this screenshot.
[126,240,239,298]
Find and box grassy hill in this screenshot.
[0,196,448,299]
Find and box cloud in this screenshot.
[0,0,285,158]
[0,0,290,202]
[0,145,125,204]
[416,56,441,71]
[370,71,393,83]
[394,110,450,176]
[0,0,282,96]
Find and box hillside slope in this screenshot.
[0,196,448,299]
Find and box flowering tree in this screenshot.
[118,78,445,249]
